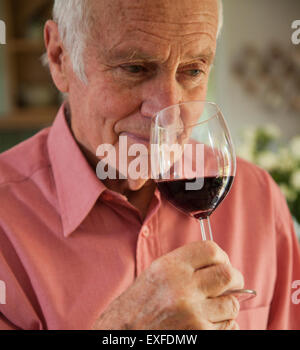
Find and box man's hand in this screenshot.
[92,241,244,330]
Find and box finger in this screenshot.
[201,295,240,323]
[196,263,244,297]
[170,241,230,270]
[213,319,240,330]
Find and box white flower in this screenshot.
[256,151,278,171]
[291,170,300,190]
[289,136,300,160]
[263,124,281,139]
[279,184,297,202]
[277,148,296,172]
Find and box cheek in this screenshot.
[71,77,142,151]
[187,83,209,102]
[88,76,142,122]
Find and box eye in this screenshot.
[121,65,147,74]
[186,69,204,77]
[177,65,207,80]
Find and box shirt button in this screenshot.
[142,225,150,237]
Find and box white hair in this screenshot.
[217,0,223,38]
[45,0,223,84]
[51,0,91,84]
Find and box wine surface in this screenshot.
[157,176,234,219]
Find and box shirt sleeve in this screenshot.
[0,227,44,330]
[267,179,300,330]
[0,313,20,330]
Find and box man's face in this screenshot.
[65,0,219,191]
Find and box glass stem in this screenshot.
[199,217,213,241]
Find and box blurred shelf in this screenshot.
[0,107,57,130]
[1,0,55,133]
[8,39,45,53]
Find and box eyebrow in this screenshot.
[182,49,215,65]
[108,47,215,65]
[109,49,162,64]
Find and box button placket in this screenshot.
[142,225,150,237]
[136,224,151,276]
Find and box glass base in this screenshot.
[222,289,257,302]
[198,219,257,303]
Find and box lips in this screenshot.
[120,131,150,145]
[115,113,152,146]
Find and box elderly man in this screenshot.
[0,0,299,330]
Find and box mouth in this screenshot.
[120,131,150,146]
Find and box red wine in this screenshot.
[157,176,234,219]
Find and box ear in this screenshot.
[44,20,70,93]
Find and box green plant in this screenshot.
[238,124,300,224]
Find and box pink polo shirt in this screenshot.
[0,105,299,330]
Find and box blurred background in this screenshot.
[213,0,300,237]
[0,0,300,236]
[0,0,60,152]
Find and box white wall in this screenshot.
[215,0,300,144]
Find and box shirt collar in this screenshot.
[47,104,106,237]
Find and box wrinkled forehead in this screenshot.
[89,0,219,36]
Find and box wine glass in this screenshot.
[150,101,256,302]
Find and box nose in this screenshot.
[140,72,182,118]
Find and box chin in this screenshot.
[127,177,150,191]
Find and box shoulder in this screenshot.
[0,127,51,187]
[0,127,58,229]
[235,156,282,198]
[235,156,292,231]
[236,156,273,188]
